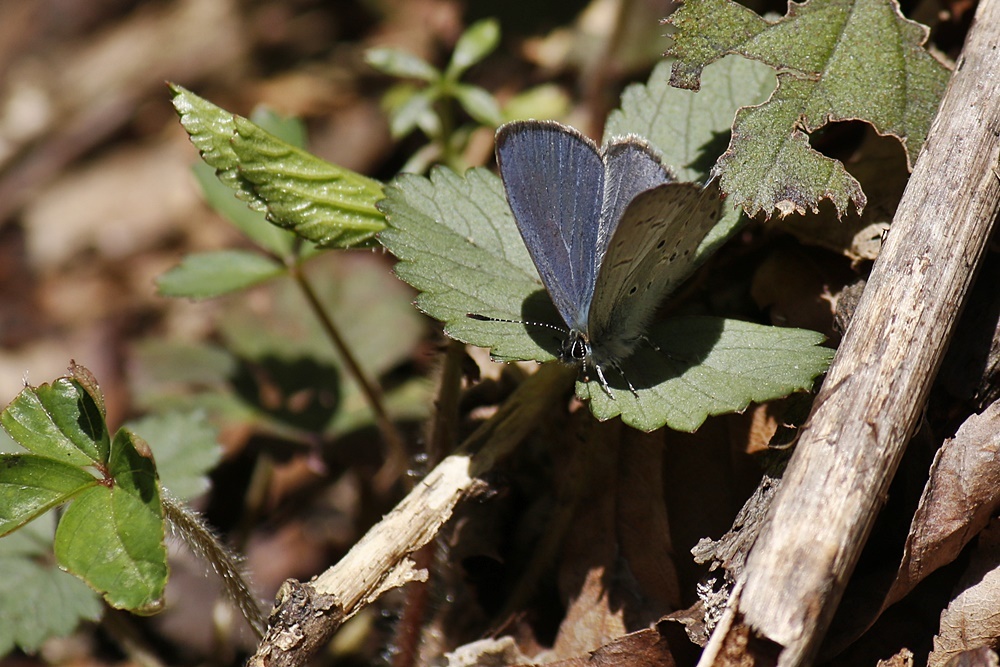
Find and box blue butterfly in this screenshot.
[493,120,723,396]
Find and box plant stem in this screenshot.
[162,493,267,638]
[427,339,466,463]
[287,261,409,493]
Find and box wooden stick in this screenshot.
[699,3,1000,665]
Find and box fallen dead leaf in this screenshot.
[885,401,1000,609]
[929,520,1000,667]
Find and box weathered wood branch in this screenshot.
[698,3,1000,665]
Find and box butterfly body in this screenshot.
[495,120,722,395]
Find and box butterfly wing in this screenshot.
[496,121,605,332]
[588,179,723,361]
[600,138,674,236]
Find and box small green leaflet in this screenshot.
[157,249,285,299]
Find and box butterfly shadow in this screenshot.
[517,289,572,357]
[609,316,726,394]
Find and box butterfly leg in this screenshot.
[611,359,640,398]
[594,361,639,399]
[593,363,616,399]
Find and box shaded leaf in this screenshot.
[928,520,1000,667]
[127,411,220,501]
[550,424,679,658]
[605,56,776,183]
[884,401,1000,608]
[665,0,950,217]
[0,516,101,656]
[136,254,430,440]
[156,250,285,299]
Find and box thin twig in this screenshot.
[287,261,409,492]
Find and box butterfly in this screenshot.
[492,119,723,396]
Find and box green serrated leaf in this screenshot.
[446,18,500,79]
[170,83,264,211]
[230,116,386,248]
[0,455,97,536]
[55,429,166,612]
[453,84,503,127]
[157,250,285,299]
[579,317,833,432]
[605,56,776,182]
[127,412,220,501]
[665,0,950,217]
[378,168,550,361]
[365,47,440,81]
[0,515,102,656]
[193,162,297,257]
[249,107,307,148]
[378,166,827,431]
[1,378,110,467]
[185,101,311,258]
[172,83,384,248]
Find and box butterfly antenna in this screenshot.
[466,313,568,335]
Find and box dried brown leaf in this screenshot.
[940,647,999,667]
[518,623,678,667]
[929,521,1000,667]
[885,402,1000,608]
[549,421,680,658]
